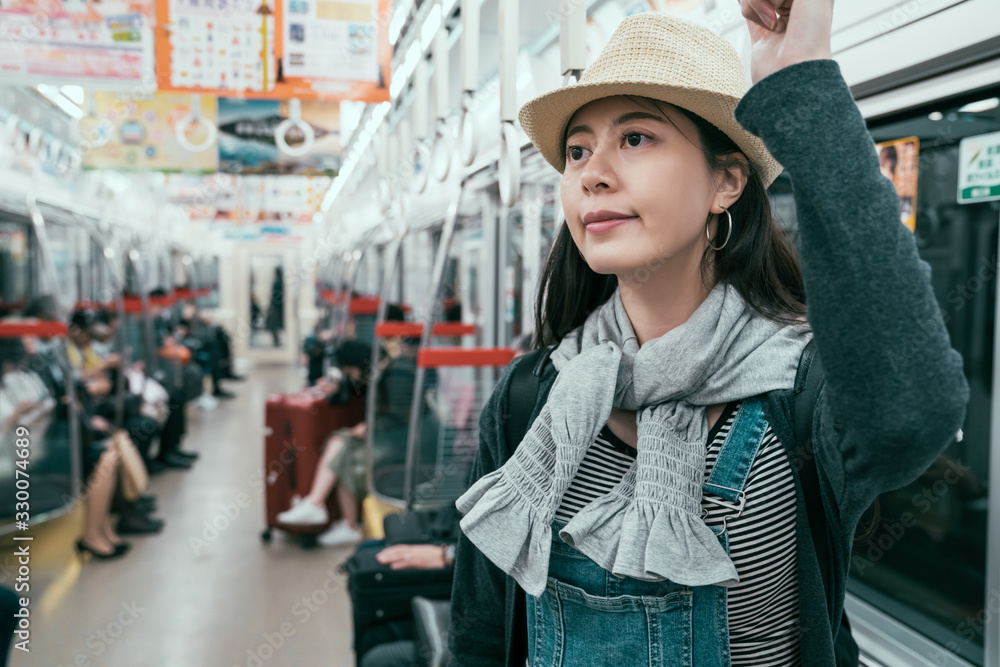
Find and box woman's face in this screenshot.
[559,97,732,280]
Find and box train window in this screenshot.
[0,220,31,314]
[0,216,77,531]
[840,87,1000,665]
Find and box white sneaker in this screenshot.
[196,394,219,410]
[276,500,329,525]
[317,520,362,547]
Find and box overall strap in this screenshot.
[702,398,770,524]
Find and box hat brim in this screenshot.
[519,80,783,187]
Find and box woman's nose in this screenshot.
[580,146,619,193]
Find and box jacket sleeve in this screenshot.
[448,358,522,667]
[735,60,970,531]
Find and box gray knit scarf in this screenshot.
[456,282,811,597]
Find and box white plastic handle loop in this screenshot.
[275,98,315,157]
[430,124,451,182]
[27,127,43,155]
[175,94,218,153]
[458,92,477,167]
[46,139,63,168]
[4,114,20,147]
[73,90,110,150]
[498,121,520,208]
[412,143,430,194]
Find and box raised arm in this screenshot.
[735,60,969,522]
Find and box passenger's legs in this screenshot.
[307,435,345,506]
[157,388,193,465]
[81,448,120,554]
[336,482,359,529]
[275,435,345,525]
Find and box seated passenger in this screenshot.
[277,341,373,547]
[175,305,239,399]
[303,324,333,387]
[1,335,132,558]
[353,505,461,667]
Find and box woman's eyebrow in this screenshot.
[565,111,667,141]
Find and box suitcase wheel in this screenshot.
[261,528,272,543]
[301,533,319,549]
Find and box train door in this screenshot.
[827,82,1000,667]
[236,244,300,363]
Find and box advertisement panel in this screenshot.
[0,9,153,88]
[82,92,219,172]
[218,98,341,175]
[875,136,920,232]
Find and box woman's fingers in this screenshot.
[741,0,780,30]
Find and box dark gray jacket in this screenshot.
[448,60,969,666]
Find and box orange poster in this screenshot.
[154,0,390,102]
[274,0,391,102]
[876,136,920,232]
[155,0,279,96]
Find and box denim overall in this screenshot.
[526,399,770,667]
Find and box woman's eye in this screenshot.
[624,132,646,147]
[568,146,585,161]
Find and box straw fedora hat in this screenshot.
[518,12,783,186]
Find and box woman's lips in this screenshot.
[585,216,638,234]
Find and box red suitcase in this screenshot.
[261,388,366,546]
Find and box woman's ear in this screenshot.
[713,153,750,212]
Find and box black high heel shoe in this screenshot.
[110,541,131,556]
[75,539,127,561]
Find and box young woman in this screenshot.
[448,2,968,666]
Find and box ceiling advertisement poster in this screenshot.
[155,0,278,95]
[0,4,154,88]
[155,0,390,102]
[217,97,341,175]
[876,136,920,232]
[167,174,330,225]
[276,0,391,102]
[82,92,219,172]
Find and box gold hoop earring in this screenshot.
[707,209,732,251]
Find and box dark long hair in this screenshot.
[534,100,807,348]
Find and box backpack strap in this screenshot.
[504,346,555,457]
[792,338,833,613]
[502,345,553,667]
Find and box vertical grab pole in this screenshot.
[403,182,465,509]
[560,0,587,82]
[364,232,406,504]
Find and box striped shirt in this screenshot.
[553,402,801,666]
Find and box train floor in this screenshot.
[20,364,357,667]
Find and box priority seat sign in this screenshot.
[959,131,1000,204]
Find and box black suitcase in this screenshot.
[343,540,453,660]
